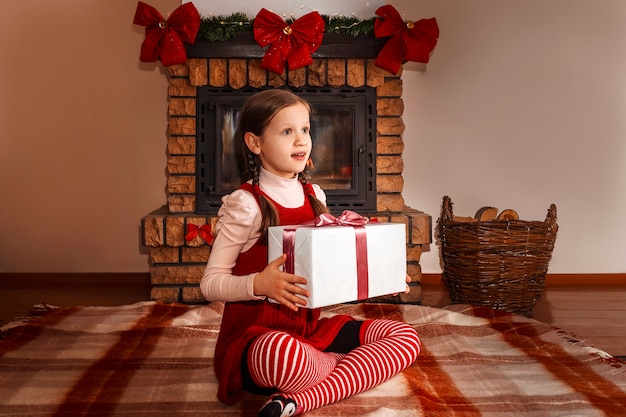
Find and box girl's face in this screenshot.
[245,102,312,179]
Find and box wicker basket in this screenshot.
[436,196,558,317]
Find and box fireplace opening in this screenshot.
[195,86,377,214]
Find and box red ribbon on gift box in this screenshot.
[282,210,370,301]
[133,1,201,66]
[253,8,325,74]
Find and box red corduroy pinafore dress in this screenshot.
[214,182,354,405]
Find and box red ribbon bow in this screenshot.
[373,4,439,74]
[133,1,201,66]
[313,210,370,227]
[185,224,213,244]
[253,8,325,74]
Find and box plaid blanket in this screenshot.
[1,301,625,416]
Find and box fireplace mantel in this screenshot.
[186,32,388,60]
[140,35,432,305]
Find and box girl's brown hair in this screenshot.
[235,89,328,235]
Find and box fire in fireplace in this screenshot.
[196,86,377,214]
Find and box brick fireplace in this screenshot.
[141,34,431,304]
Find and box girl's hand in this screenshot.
[253,254,310,311]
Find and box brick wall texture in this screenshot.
[142,57,431,305]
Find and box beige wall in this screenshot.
[1,1,625,274]
[399,0,626,273]
[0,0,179,272]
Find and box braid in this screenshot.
[297,170,309,184]
[247,152,260,185]
[307,192,330,217]
[299,174,329,217]
[244,150,279,235]
[259,195,280,237]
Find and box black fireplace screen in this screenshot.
[195,87,377,214]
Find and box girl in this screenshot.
[200,89,421,417]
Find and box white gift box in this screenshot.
[267,221,407,308]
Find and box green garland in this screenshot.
[323,15,376,37]
[196,13,253,41]
[197,13,377,42]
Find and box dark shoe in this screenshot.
[258,395,297,417]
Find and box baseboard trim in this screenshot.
[544,273,626,285]
[0,272,150,288]
[421,273,626,286]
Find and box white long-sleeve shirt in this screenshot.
[200,167,326,302]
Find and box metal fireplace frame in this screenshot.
[195,86,377,214]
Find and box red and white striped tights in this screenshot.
[247,319,421,415]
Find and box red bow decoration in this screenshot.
[185,224,213,244]
[313,210,370,227]
[373,4,439,74]
[253,8,325,74]
[133,1,201,66]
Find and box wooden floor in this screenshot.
[0,273,152,326]
[421,274,626,357]
[1,273,624,357]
